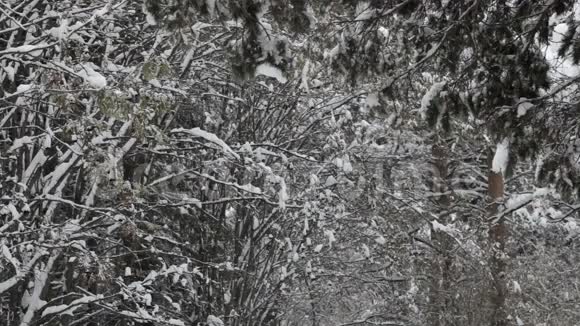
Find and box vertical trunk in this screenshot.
[428,141,453,326]
[488,148,508,326]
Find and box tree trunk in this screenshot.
[488,147,508,326]
[428,141,453,326]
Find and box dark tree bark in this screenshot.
[428,140,453,326]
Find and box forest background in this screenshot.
[2,0,580,325]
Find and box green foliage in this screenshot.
[99,91,132,120]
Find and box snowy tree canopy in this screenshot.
[2,1,580,326]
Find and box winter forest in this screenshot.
[3,0,580,325]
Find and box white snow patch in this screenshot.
[47,18,69,40]
[16,84,33,93]
[362,244,370,257]
[238,183,262,194]
[325,45,341,60]
[255,63,287,83]
[78,64,106,89]
[41,294,103,317]
[505,188,550,211]
[149,79,162,88]
[8,136,34,152]
[142,4,157,25]
[491,138,510,174]
[378,26,390,39]
[517,98,534,117]
[366,93,380,108]
[309,174,319,186]
[431,220,442,232]
[1,43,48,56]
[314,244,323,253]
[325,175,337,187]
[300,59,310,91]
[3,65,15,81]
[460,47,474,61]
[171,128,239,159]
[207,315,224,326]
[513,280,521,293]
[374,235,386,245]
[181,48,195,74]
[276,176,289,209]
[420,81,446,117]
[324,230,336,247]
[342,155,353,173]
[42,304,71,317]
[292,251,299,262]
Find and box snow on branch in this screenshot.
[171,128,240,159]
[41,294,104,318]
[0,250,47,295]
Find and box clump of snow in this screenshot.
[314,244,323,252]
[378,26,390,39]
[420,81,446,117]
[181,48,195,74]
[309,174,319,186]
[3,65,15,81]
[238,183,262,194]
[534,154,545,181]
[362,244,370,257]
[255,63,287,83]
[277,177,288,209]
[292,251,299,262]
[334,157,344,169]
[224,290,231,304]
[517,98,534,117]
[78,64,107,89]
[374,235,386,245]
[300,59,310,91]
[8,136,34,152]
[149,79,161,87]
[366,93,380,108]
[324,230,336,247]
[513,280,521,293]
[342,155,353,173]
[207,315,224,326]
[325,44,341,60]
[491,138,510,174]
[325,175,337,187]
[47,18,69,40]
